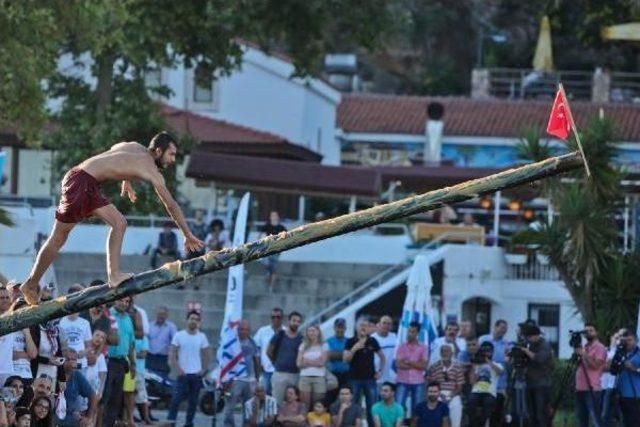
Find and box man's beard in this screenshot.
[427,396,438,403]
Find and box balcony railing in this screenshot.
[473,68,640,103]
[505,251,560,281]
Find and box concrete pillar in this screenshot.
[591,67,610,103]
[493,191,501,247]
[298,195,306,222]
[471,68,491,99]
[349,196,357,213]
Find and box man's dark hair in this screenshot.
[149,131,178,152]
[186,310,201,320]
[446,321,459,328]
[495,319,507,327]
[381,381,396,392]
[427,381,441,390]
[339,385,353,393]
[272,307,283,314]
[409,321,421,330]
[480,341,494,350]
[621,328,636,338]
[289,311,303,320]
[466,335,478,342]
[584,322,596,329]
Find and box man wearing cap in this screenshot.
[327,318,350,403]
[515,324,554,427]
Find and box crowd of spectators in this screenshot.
[0,279,212,427]
[3,275,640,427]
[222,311,640,427]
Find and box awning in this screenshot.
[374,164,505,193]
[186,151,381,197]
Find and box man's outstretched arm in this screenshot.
[149,171,204,252]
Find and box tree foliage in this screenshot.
[0,0,391,214]
[518,116,636,326]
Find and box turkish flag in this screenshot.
[546,88,573,140]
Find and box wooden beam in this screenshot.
[0,151,584,336]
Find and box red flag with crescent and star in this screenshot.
[546,88,573,140]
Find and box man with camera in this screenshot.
[468,342,504,426]
[515,325,554,427]
[612,329,640,426]
[573,324,607,427]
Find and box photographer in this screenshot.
[613,329,640,426]
[573,324,606,427]
[468,342,504,426]
[516,325,554,427]
[601,329,624,426]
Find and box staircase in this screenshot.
[54,253,387,349]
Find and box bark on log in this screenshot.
[0,151,585,336]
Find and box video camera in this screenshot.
[569,329,587,349]
[610,338,629,375]
[509,338,529,369]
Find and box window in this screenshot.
[144,68,162,89]
[527,303,560,355]
[193,65,213,103]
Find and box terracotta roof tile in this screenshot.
[337,93,640,141]
[161,104,288,144]
[160,104,322,161]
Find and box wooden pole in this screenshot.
[0,151,585,336]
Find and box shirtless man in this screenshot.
[20,132,205,305]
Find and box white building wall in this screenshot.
[18,149,54,197]
[162,47,342,165]
[441,245,583,358]
[0,147,54,197]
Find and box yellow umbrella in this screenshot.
[533,15,554,72]
[602,22,640,41]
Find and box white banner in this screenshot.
[217,192,251,383]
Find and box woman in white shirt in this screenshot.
[296,325,328,409]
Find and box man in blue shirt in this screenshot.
[412,382,450,427]
[479,319,510,427]
[103,297,136,427]
[327,318,350,402]
[56,349,97,426]
[616,329,640,426]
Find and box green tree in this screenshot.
[518,116,635,324]
[0,1,61,141]
[1,0,391,214]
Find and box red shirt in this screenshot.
[575,340,607,391]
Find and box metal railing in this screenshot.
[505,253,560,281]
[303,262,410,328]
[486,68,592,100]
[304,232,469,328]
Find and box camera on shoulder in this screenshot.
[569,329,587,349]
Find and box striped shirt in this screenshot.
[427,360,465,394]
[244,396,278,424]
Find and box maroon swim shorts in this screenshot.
[55,167,110,223]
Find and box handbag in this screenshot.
[325,370,339,391]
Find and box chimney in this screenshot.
[424,102,445,165]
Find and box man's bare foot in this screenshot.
[20,279,41,305]
[108,272,134,288]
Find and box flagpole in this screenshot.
[559,83,592,178]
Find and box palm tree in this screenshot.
[517,117,626,322]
